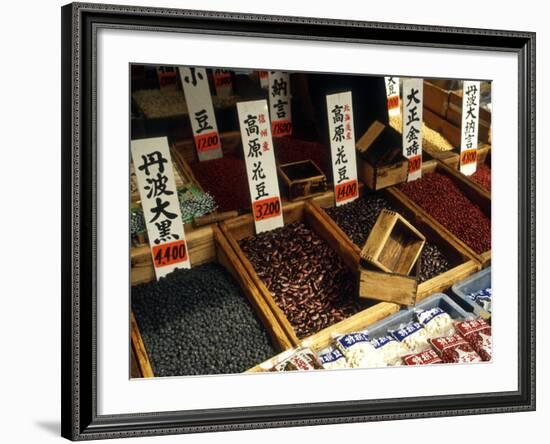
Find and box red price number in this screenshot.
[272,120,292,137]
[460,149,477,166]
[408,155,422,174]
[387,95,399,110]
[152,240,188,268]
[194,131,221,153]
[253,197,281,221]
[214,73,232,88]
[335,179,358,203]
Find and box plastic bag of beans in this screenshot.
[415,307,455,338]
[430,334,482,364]
[369,335,408,366]
[403,349,443,365]
[389,322,431,354]
[455,318,492,361]
[273,347,324,372]
[317,346,349,370]
[334,332,387,368]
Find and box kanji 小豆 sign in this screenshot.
[237,100,284,234]
[131,137,190,279]
[179,67,223,161]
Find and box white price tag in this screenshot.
[268,72,292,137]
[459,80,481,176]
[385,77,400,117]
[131,137,190,279]
[212,69,233,98]
[179,67,223,162]
[402,79,423,182]
[326,91,359,207]
[237,100,284,234]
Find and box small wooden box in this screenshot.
[360,209,426,275]
[358,261,419,306]
[356,121,409,191]
[277,159,328,201]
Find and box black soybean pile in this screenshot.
[132,263,277,376]
[324,195,452,283]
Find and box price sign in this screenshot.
[326,91,359,206]
[459,80,481,176]
[237,99,284,234]
[131,137,190,279]
[179,67,223,162]
[384,77,400,117]
[156,66,178,90]
[212,69,233,98]
[402,78,424,182]
[268,72,292,137]
[258,70,269,89]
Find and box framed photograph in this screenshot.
[61,2,535,440]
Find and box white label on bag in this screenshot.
[131,137,190,279]
[268,71,292,137]
[212,69,233,98]
[402,78,423,181]
[326,91,359,206]
[237,100,284,234]
[179,67,223,162]
[156,66,178,90]
[258,71,269,89]
[459,80,481,176]
[385,77,400,117]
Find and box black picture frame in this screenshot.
[61,2,536,440]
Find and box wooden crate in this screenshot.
[387,160,491,267]
[423,81,451,118]
[356,120,409,191]
[277,159,328,201]
[220,200,402,347]
[130,224,295,378]
[309,178,481,301]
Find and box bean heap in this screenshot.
[132,263,277,376]
[192,156,251,212]
[239,223,365,339]
[399,172,491,254]
[324,196,451,282]
[470,163,491,192]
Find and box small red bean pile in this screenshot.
[239,222,367,339]
[470,163,491,192]
[191,156,251,212]
[274,137,330,177]
[399,172,491,254]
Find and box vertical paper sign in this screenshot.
[237,100,284,234]
[268,72,292,137]
[459,80,481,176]
[156,66,178,90]
[212,69,233,98]
[179,67,223,162]
[258,71,269,89]
[402,79,424,182]
[326,92,359,207]
[385,77,400,117]
[131,137,190,279]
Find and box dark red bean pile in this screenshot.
[470,163,491,192]
[399,172,491,254]
[274,137,330,177]
[239,222,367,339]
[132,263,276,376]
[191,156,251,212]
[324,195,451,283]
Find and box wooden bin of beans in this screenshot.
[392,160,491,267]
[310,179,481,302]
[460,145,491,195]
[220,200,401,347]
[130,224,295,378]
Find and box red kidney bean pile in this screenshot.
[239,222,367,339]
[398,172,491,254]
[191,156,251,212]
[324,195,452,283]
[274,137,330,177]
[470,163,491,192]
